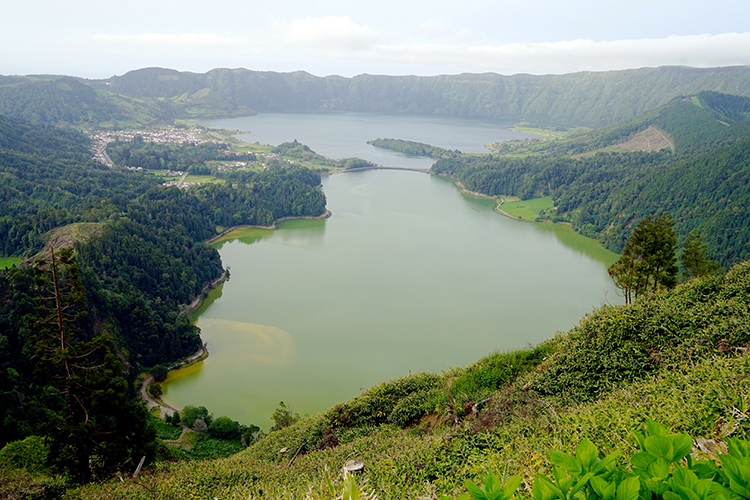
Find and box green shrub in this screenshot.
[208,416,241,440]
[451,345,552,402]
[388,388,445,428]
[325,372,446,429]
[531,261,750,403]
[152,420,182,440]
[186,434,244,460]
[150,365,169,382]
[181,405,211,429]
[0,435,49,473]
[245,413,327,463]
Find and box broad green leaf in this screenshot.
[647,458,672,481]
[502,477,523,500]
[590,477,614,499]
[720,455,743,487]
[634,431,647,451]
[576,439,600,471]
[535,474,565,500]
[645,435,674,461]
[615,476,640,500]
[672,435,694,462]
[553,467,573,490]
[676,485,701,500]
[728,438,750,460]
[550,451,583,475]
[465,479,489,500]
[663,492,682,500]
[569,472,594,498]
[631,452,657,471]
[645,479,670,495]
[671,467,699,489]
[689,459,724,482]
[708,481,733,500]
[646,420,670,437]
[693,478,714,498]
[593,451,622,475]
[485,473,503,495]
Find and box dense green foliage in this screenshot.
[4,69,750,496]
[442,421,750,500]
[64,260,750,499]
[3,67,750,128]
[0,115,161,256]
[368,138,460,158]
[24,248,156,483]
[0,115,328,476]
[270,140,376,171]
[107,136,255,171]
[608,214,678,304]
[530,259,750,403]
[0,77,137,126]
[434,93,750,269]
[97,66,750,127]
[681,230,722,280]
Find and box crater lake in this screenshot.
[160,112,621,429]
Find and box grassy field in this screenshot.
[509,126,569,138]
[497,196,554,219]
[0,257,21,270]
[182,175,224,185]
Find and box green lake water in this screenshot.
[161,168,621,429]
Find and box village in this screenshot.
[87,127,288,187]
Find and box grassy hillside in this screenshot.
[65,259,750,499]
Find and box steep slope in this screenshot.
[4,65,750,128]
[70,260,750,499]
[433,93,750,267]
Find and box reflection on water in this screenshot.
[163,112,619,428]
[213,219,327,249]
[162,170,621,429]
[200,319,295,367]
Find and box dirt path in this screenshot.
[649,125,675,154]
[140,346,206,418]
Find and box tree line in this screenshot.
[0,114,329,482]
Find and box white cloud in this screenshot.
[417,19,450,37]
[283,31,750,75]
[273,16,384,51]
[92,33,239,48]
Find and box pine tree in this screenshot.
[681,229,722,280]
[29,247,156,483]
[608,214,678,304]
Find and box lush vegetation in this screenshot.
[3,74,750,499]
[0,114,161,256]
[0,114,329,487]
[368,138,460,158]
[106,136,256,171]
[23,258,748,498]
[3,67,750,129]
[434,92,750,270]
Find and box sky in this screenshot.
[3,0,750,79]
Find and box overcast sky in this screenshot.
[3,0,749,79]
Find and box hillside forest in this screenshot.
[1,65,750,499]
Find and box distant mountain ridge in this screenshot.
[1,65,750,128]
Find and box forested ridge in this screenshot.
[3,69,750,496]
[434,92,750,269]
[3,66,750,128]
[0,114,327,479]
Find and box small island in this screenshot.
[367,137,460,158]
